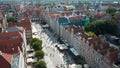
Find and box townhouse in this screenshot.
[8,15,32,41]
[60,25,120,68]
[40,4,120,68]
[0,4,32,42]
[0,26,27,68]
[0,4,28,68]
[26,6,41,22]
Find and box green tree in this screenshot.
[36,3,41,7]
[29,38,42,50]
[84,22,95,33]
[84,20,118,35]
[32,41,42,51]
[86,31,97,37]
[7,17,17,23]
[35,50,44,61]
[86,13,94,22]
[8,9,14,12]
[30,38,41,46]
[35,61,46,68]
[106,7,116,16]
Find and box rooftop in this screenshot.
[3,26,24,33]
[1,52,13,63]
[0,50,21,68]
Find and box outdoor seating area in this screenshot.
[27,58,37,65]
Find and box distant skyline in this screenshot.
[0,0,120,3]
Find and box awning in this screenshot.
[27,52,35,58]
[27,58,37,63]
[70,64,82,68]
[42,24,49,28]
[70,48,79,56]
[57,44,68,50]
[84,64,89,68]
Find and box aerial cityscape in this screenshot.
[0,0,120,68]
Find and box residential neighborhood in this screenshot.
[0,0,120,68]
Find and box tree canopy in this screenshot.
[36,3,41,7]
[84,20,118,35]
[86,31,97,38]
[35,50,44,60]
[29,38,42,51]
[7,17,17,23]
[86,13,94,22]
[106,7,116,16]
[32,41,42,50]
[35,61,46,68]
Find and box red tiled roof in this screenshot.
[49,12,58,15]
[34,8,41,14]
[108,51,120,63]
[66,26,84,34]
[0,53,11,68]
[0,52,20,68]
[2,53,12,63]
[8,17,31,30]
[49,14,61,18]
[94,13,106,19]
[80,33,90,40]
[101,3,110,6]
[69,16,84,23]
[100,47,116,56]
[93,45,101,51]
[87,37,101,45]
[27,8,41,16]
[100,49,107,56]
[99,45,120,64]
[60,11,72,16]
[0,31,23,54]
[102,41,110,49]
[0,31,22,39]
